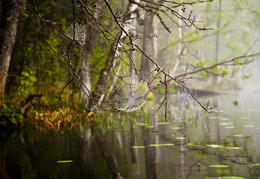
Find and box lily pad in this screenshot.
[145,125,154,128]
[220,123,232,126]
[132,146,145,149]
[234,135,243,137]
[136,122,149,126]
[149,143,174,147]
[209,165,229,168]
[186,143,195,146]
[206,177,244,179]
[57,160,73,163]
[171,127,181,130]
[225,126,235,129]
[158,122,170,125]
[249,163,260,167]
[176,137,186,140]
[226,147,243,150]
[209,116,219,119]
[206,144,224,148]
[219,117,229,121]
[244,125,254,128]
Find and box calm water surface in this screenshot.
[1,90,260,179]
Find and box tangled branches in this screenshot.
[33,0,260,114]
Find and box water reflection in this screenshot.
[1,91,260,178]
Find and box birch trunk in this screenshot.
[80,0,105,105]
[89,2,138,109]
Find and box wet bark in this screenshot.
[80,0,105,105]
[0,0,26,95]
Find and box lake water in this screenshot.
[1,90,260,179]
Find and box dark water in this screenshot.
[1,90,260,179]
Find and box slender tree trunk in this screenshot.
[0,0,26,95]
[140,9,154,79]
[0,1,2,21]
[213,0,222,86]
[89,36,120,109]
[153,17,159,60]
[172,8,183,75]
[88,2,136,109]
[80,0,105,105]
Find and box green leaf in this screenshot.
[206,177,244,179]
[132,146,145,149]
[206,144,224,148]
[7,17,12,22]
[226,147,243,150]
[158,122,170,125]
[242,74,252,80]
[176,137,186,140]
[57,160,73,163]
[209,165,229,168]
[149,144,174,147]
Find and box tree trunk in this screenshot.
[0,0,26,95]
[88,2,136,109]
[140,9,154,79]
[89,36,120,109]
[172,8,183,75]
[0,1,2,21]
[80,0,105,105]
[213,0,222,86]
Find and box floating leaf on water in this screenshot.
[225,126,235,129]
[206,177,244,179]
[171,127,181,130]
[145,125,154,128]
[226,147,243,150]
[209,165,229,168]
[209,116,219,119]
[149,143,174,147]
[57,160,73,163]
[158,122,170,125]
[244,125,254,128]
[248,163,260,167]
[176,137,186,140]
[206,144,224,148]
[186,143,195,146]
[234,135,243,137]
[136,122,149,126]
[132,146,145,149]
[219,117,229,121]
[256,127,260,130]
[220,123,232,126]
[241,117,250,120]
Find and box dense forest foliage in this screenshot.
[1,0,260,130]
